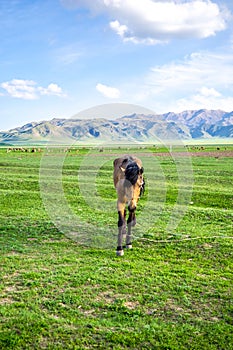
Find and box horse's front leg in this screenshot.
[126,184,141,249]
[126,206,136,249]
[116,201,126,256]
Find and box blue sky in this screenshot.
[1,0,233,130]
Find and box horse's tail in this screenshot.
[125,162,143,186]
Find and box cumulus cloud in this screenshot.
[96,83,120,98]
[38,83,66,97]
[0,79,66,99]
[61,0,230,44]
[1,79,38,100]
[199,86,221,98]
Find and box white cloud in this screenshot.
[199,86,221,98]
[147,51,233,92]
[1,79,38,100]
[120,50,233,112]
[1,79,66,99]
[96,83,120,98]
[110,20,128,38]
[177,92,233,112]
[109,19,163,44]
[61,0,230,44]
[38,83,66,97]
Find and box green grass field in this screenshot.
[0,145,232,349]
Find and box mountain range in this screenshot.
[0,109,233,145]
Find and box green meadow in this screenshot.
[0,145,232,349]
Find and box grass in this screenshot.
[0,145,232,349]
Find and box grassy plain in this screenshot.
[0,145,232,349]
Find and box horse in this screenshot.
[113,155,145,256]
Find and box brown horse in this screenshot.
[113,155,145,256]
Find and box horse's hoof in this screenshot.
[126,244,132,249]
[116,250,124,256]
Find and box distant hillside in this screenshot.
[0,109,232,145]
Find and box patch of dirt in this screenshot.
[153,150,233,158]
[124,301,140,310]
[0,297,14,305]
[87,150,233,158]
[96,291,120,304]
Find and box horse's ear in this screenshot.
[113,158,120,167]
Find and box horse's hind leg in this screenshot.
[122,209,127,239]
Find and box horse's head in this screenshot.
[113,155,145,196]
[124,162,145,196]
